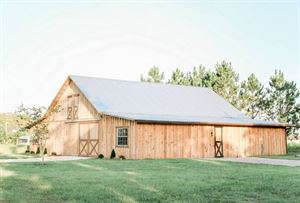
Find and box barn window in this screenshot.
[116,127,128,146]
[73,94,79,119]
[67,94,79,120]
[67,95,73,120]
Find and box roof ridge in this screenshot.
[69,74,210,90]
[104,111,246,119]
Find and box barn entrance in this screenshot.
[214,127,224,158]
[79,123,99,156]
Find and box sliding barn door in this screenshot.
[64,123,79,155]
[79,123,99,156]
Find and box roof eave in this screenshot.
[135,119,290,128]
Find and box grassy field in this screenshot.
[0,144,38,159]
[262,143,300,160]
[1,159,300,203]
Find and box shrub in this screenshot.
[51,152,57,156]
[98,154,104,159]
[36,147,40,154]
[30,151,35,154]
[119,155,126,160]
[110,149,116,159]
[44,148,47,155]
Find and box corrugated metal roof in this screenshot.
[70,75,287,127]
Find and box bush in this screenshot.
[25,150,30,154]
[36,147,40,154]
[119,155,126,160]
[110,149,116,159]
[51,152,57,156]
[30,151,35,154]
[44,148,47,154]
[98,154,104,159]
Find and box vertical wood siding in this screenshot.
[134,124,286,159]
[222,126,286,157]
[99,116,136,159]
[135,124,215,159]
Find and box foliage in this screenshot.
[168,68,191,85]
[110,149,116,159]
[36,147,40,154]
[211,61,239,107]
[140,66,164,83]
[238,73,266,119]
[264,70,300,136]
[0,113,20,144]
[119,155,126,160]
[44,148,47,155]
[15,105,50,164]
[167,65,213,87]
[98,154,104,159]
[0,127,5,144]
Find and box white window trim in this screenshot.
[116,127,129,147]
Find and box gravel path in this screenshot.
[0,156,91,164]
[204,157,300,167]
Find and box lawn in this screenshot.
[262,143,300,160]
[0,144,39,159]
[1,159,300,203]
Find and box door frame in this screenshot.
[214,126,224,158]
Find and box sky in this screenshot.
[0,0,299,112]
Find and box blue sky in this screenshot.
[0,0,299,112]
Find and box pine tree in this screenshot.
[140,66,164,83]
[110,149,116,159]
[238,73,266,119]
[265,70,300,136]
[168,68,187,85]
[211,61,239,107]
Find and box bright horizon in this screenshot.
[1,0,299,112]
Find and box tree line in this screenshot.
[140,61,300,137]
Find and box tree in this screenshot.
[0,127,5,144]
[212,61,239,107]
[167,68,188,85]
[264,70,300,136]
[238,74,266,119]
[140,66,164,83]
[15,105,53,164]
[190,65,215,88]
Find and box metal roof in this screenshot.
[70,75,287,127]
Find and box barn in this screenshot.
[45,75,288,159]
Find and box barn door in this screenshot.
[64,123,79,155]
[79,123,99,156]
[214,127,224,158]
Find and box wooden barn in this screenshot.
[44,75,288,159]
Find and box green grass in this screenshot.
[0,144,39,159]
[262,143,300,160]
[1,159,300,203]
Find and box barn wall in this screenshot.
[133,123,286,159]
[99,116,136,159]
[46,80,100,155]
[135,124,215,159]
[222,126,286,157]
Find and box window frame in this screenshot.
[116,127,129,147]
[67,94,80,120]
